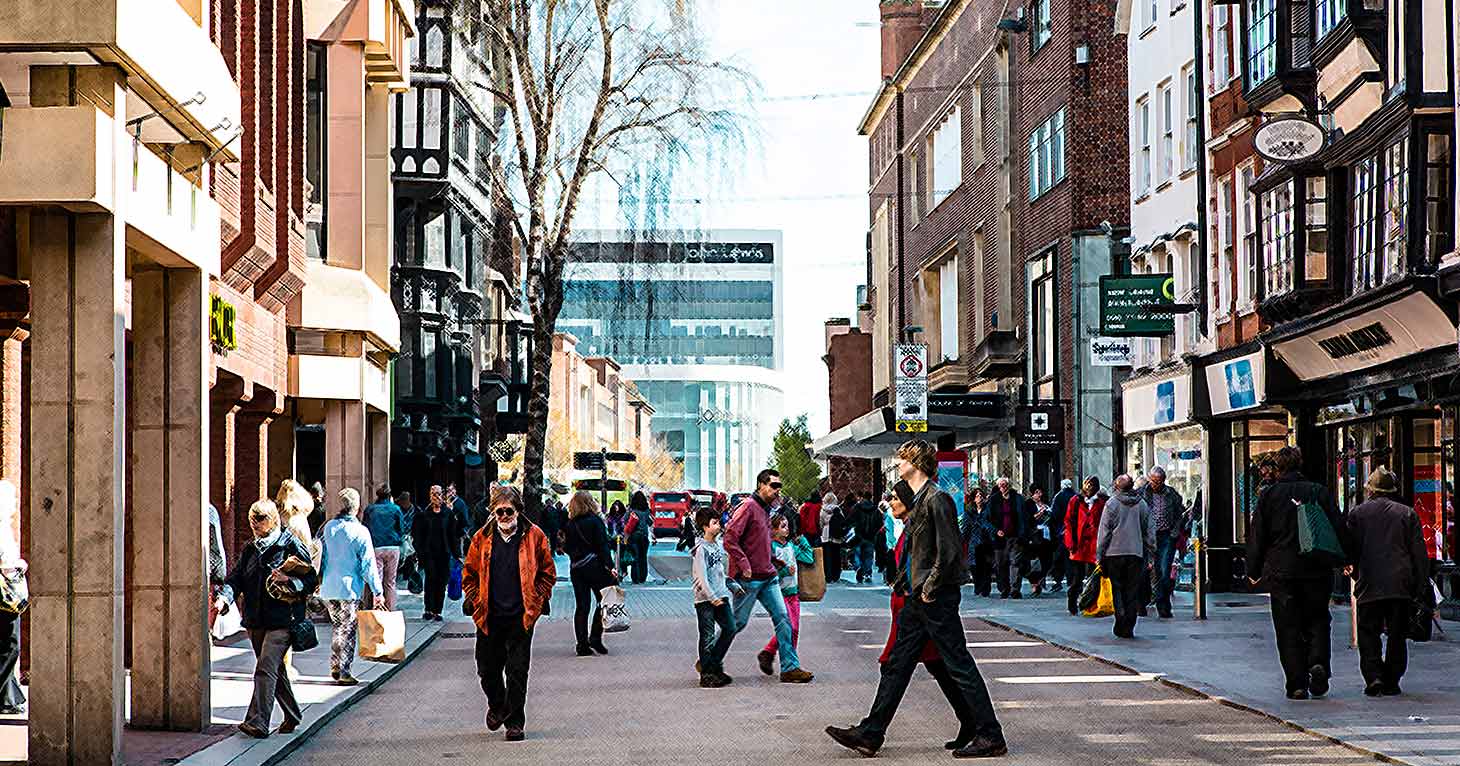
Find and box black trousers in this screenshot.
[1267,576,1333,694]
[993,540,1022,597]
[859,588,1003,743]
[476,615,534,729]
[1356,598,1409,688]
[1102,556,1145,637]
[924,660,975,735]
[1066,561,1093,614]
[422,556,450,615]
[695,600,736,674]
[571,570,607,648]
[824,542,843,583]
[1024,539,1053,586]
[972,544,994,596]
[630,538,650,584]
[0,611,22,708]
[1050,543,1069,586]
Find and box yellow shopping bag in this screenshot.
[1081,576,1114,618]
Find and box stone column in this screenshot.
[235,406,274,525]
[266,413,296,492]
[325,399,367,498]
[128,267,211,732]
[368,410,389,496]
[27,209,126,765]
[208,378,243,563]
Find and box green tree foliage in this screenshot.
[768,414,821,502]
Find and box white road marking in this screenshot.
[1197,732,1311,743]
[966,640,1043,648]
[975,657,1084,664]
[996,673,1161,684]
[840,629,873,634]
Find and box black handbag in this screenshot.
[1078,566,1103,612]
[289,619,319,652]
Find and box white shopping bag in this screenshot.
[600,585,631,633]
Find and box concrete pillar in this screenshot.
[0,328,25,547]
[235,407,273,545]
[368,411,389,495]
[208,379,243,560]
[27,210,126,765]
[128,267,211,731]
[325,399,367,498]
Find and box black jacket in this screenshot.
[895,482,964,600]
[1050,488,1077,538]
[564,513,615,578]
[412,504,465,562]
[222,531,318,631]
[983,491,1026,541]
[1345,496,1429,604]
[852,501,882,544]
[1246,472,1346,581]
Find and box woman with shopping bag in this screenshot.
[317,487,383,686]
[563,492,619,656]
[461,485,556,742]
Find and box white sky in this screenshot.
[578,0,881,437]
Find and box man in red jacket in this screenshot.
[721,469,814,683]
[1063,476,1107,616]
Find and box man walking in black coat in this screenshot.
[1344,468,1429,696]
[983,478,1025,599]
[1246,446,1346,700]
[1049,479,1077,591]
[826,439,1007,758]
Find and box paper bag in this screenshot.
[357,609,406,662]
[798,547,826,602]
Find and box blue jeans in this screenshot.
[695,601,736,674]
[857,541,877,581]
[729,576,800,672]
[1154,533,1179,615]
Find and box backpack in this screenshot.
[1294,489,1345,564]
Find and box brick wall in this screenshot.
[827,329,874,430]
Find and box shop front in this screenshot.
[1269,289,1460,613]
[1121,369,1204,504]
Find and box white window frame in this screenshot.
[1158,83,1174,184]
[1028,107,1066,199]
[1214,175,1234,316]
[1236,163,1258,310]
[938,255,960,362]
[1182,65,1198,172]
[1136,97,1152,196]
[1033,0,1053,49]
[928,106,963,210]
[1213,5,1232,86]
[1147,0,1159,31]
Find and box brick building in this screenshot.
[817,0,1127,498]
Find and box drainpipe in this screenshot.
[1192,0,1211,621]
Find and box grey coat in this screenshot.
[1096,491,1154,562]
[1345,496,1429,604]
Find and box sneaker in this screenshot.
[485,707,506,731]
[336,673,360,686]
[421,612,435,621]
[504,727,525,742]
[1308,664,1329,697]
[953,735,1009,758]
[699,672,731,688]
[757,650,775,676]
[945,731,975,750]
[780,668,814,684]
[825,725,882,757]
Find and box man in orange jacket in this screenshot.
[461,484,556,742]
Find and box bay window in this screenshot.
[1351,137,1408,294]
[1260,181,1295,297]
[1303,176,1329,283]
[1315,0,1345,39]
[1247,0,1277,87]
[1424,133,1455,263]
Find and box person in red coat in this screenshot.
[798,497,822,548]
[879,480,975,750]
[1063,476,1108,616]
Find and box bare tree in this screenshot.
[478,0,751,518]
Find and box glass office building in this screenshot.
[559,230,785,491]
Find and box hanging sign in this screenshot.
[893,343,928,433]
[210,294,237,352]
[1254,115,1327,163]
[1090,337,1135,366]
[1100,274,1175,336]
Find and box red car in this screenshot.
[650,491,692,537]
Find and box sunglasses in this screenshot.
[493,506,517,517]
[769,482,783,490]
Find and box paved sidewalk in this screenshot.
[0,592,445,766]
[972,588,1460,766]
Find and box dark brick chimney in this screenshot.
[880,0,941,79]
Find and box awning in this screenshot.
[812,399,1006,460]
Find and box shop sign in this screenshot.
[1273,292,1454,381]
[1014,404,1064,451]
[209,294,237,352]
[1099,274,1175,336]
[1254,115,1327,164]
[1205,351,1266,416]
[1123,373,1192,433]
[928,392,1004,419]
[894,343,928,433]
[1090,337,1135,367]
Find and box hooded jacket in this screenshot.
[461,518,556,635]
[1097,490,1154,561]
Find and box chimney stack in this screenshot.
[879,0,941,80]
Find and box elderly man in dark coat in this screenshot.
[1344,468,1429,696]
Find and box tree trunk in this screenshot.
[520,241,568,524]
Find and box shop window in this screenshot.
[1424,133,1455,263]
[1412,413,1454,562]
[1126,435,1146,478]
[1260,181,1294,297]
[1237,165,1257,307]
[1351,136,1408,294]
[1331,417,1398,514]
[1030,250,1056,400]
[1231,417,1290,545]
[1155,425,1204,503]
[1314,0,1345,39]
[1303,175,1329,283]
[1246,0,1277,87]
